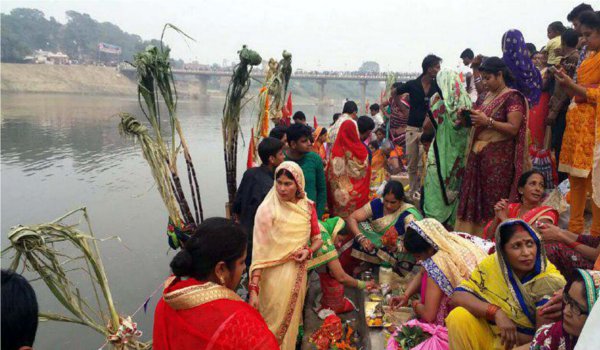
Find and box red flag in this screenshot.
[313,116,318,129]
[247,128,255,169]
[281,92,293,126]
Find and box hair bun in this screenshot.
[170,249,193,277]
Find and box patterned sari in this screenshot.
[350,198,422,267]
[456,88,531,234]
[153,277,279,350]
[250,161,315,349]
[423,70,471,226]
[531,269,600,350]
[447,220,566,350]
[410,219,488,325]
[327,118,370,218]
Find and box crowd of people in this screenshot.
[2,3,600,350]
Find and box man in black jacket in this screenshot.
[232,137,284,267]
[396,54,442,201]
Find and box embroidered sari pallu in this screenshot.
[410,219,488,325]
[446,220,566,350]
[351,199,422,267]
[153,278,279,350]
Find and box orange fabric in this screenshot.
[313,127,327,160]
[153,278,279,350]
[559,51,600,177]
[594,254,600,271]
[569,174,600,236]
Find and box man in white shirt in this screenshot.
[460,48,478,103]
[369,103,384,129]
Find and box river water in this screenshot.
[1,92,336,348]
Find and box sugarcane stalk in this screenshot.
[222,45,262,204]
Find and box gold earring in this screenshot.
[218,275,225,285]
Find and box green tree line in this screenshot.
[1,8,183,67]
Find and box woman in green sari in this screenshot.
[308,217,375,314]
[423,69,472,227]
[346,180,423,270]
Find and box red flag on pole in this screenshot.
[247,128,255,169]
[313,116,318,129]
[281,92,293,126]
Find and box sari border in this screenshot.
[524,207,556,226]
[422,258,454,296]
[274,259,307,344]
[163,280,242,310]
[308,250,338,270]
[351,248,381,264]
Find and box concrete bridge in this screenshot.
[119,67,420,104]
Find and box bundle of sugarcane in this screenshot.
[118,24,203,247]
[223,45,262,207]
[3,208,151,349]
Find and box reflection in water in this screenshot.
[1,93,336,348]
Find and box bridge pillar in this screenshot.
[359,80,368,108]
[316,79,327,106]
[197,75,210,100]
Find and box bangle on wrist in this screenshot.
[248,282,260,295]
[567,241,581,249]
[486,304,500,321]
[357,280,366,290]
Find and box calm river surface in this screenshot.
[1,92,336,348]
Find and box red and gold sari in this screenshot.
[153,277,279,350]
[326,119,370,218]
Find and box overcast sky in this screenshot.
[1,0,587,72]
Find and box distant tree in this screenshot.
[1,8,174,63]
[358,61,380,73]
[1,8,61,62]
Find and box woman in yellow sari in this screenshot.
[446,219,566,350]
[249,161,322,349]
[553,11,600,235]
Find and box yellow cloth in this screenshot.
[446,306,504,350]
[544,36,562,65]
[454,220,566,333]
[410,219,488,294]
[559,51,600,177]
[370,149,387,191]
[250,161,312,349]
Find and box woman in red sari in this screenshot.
[327,101,370,218]
[456,57,531,235]
[153,218,279,350]
[483,170,558,239]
